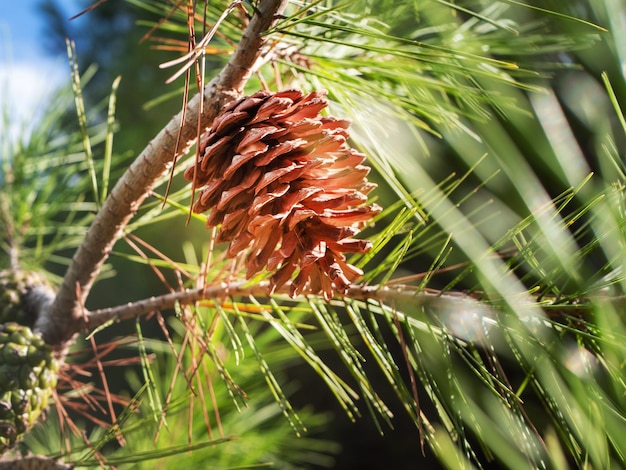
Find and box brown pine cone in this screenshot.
[185,89,381,299]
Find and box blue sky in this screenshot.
[3,2,57,60]
[1,0,79,134]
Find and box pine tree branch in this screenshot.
[81,282,610,337]
[82,282,480,333]
[41,0,290,346]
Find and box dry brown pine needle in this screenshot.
[185,89,381,300]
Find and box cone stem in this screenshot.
[43,0,290,345]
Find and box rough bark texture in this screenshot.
[41,0,290,346]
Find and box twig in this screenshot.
[83,282,479,333]
[42,0,291,345]
[82,281,615,337]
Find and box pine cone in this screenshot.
[0,271,59,454]
[0,271,55,328]
[0,323,58,454]
[185,89,381,299]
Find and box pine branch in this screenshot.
[82,282,482,333]
[41,0,290,346]
[78,281,613,339]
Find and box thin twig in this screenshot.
[81,280,613,337]
[83,282,479,333]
